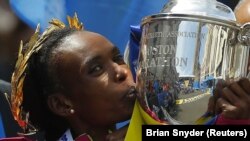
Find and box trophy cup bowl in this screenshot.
[136,0,250,124]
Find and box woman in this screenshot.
[10,15,136,141]
[9,15,250,141]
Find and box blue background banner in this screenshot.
[10,0,168,53]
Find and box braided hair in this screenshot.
[22,27,77,140]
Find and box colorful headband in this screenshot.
[10,13,83,133]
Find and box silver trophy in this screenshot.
[137,0,250,124]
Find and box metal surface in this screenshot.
[137,0,250,124]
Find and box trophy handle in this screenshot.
[238,23,250,46]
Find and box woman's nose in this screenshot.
[113,64,128,82]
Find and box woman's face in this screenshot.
[54,31,136,126]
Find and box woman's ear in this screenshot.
[47,93,73,117]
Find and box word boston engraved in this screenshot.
[143,44,188,68]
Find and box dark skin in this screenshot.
[209,78,250,120]
[216,78,250,119]
[47,31,136,140]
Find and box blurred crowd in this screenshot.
[0,0,33,82]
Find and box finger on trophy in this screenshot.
[228,82,248,99]
[215,98,227,115]
[238,78,250,94]
[213,79,227,98]
[215,98,238,119]
[221,87,240,106]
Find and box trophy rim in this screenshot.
[141,13,239,30]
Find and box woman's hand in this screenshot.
[216,78,250,119]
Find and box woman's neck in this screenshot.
[69,120,114,141]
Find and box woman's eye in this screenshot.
[88,65,103,75]
[113,54,125,65]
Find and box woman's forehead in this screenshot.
[53,31,115,62]
[60,31,113,51]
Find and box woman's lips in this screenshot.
[124,86,137,99]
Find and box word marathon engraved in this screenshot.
[143,45,188,68]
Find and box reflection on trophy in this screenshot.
[137,0,250,124]
[235,0,250,78]
[235,0,250,24]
